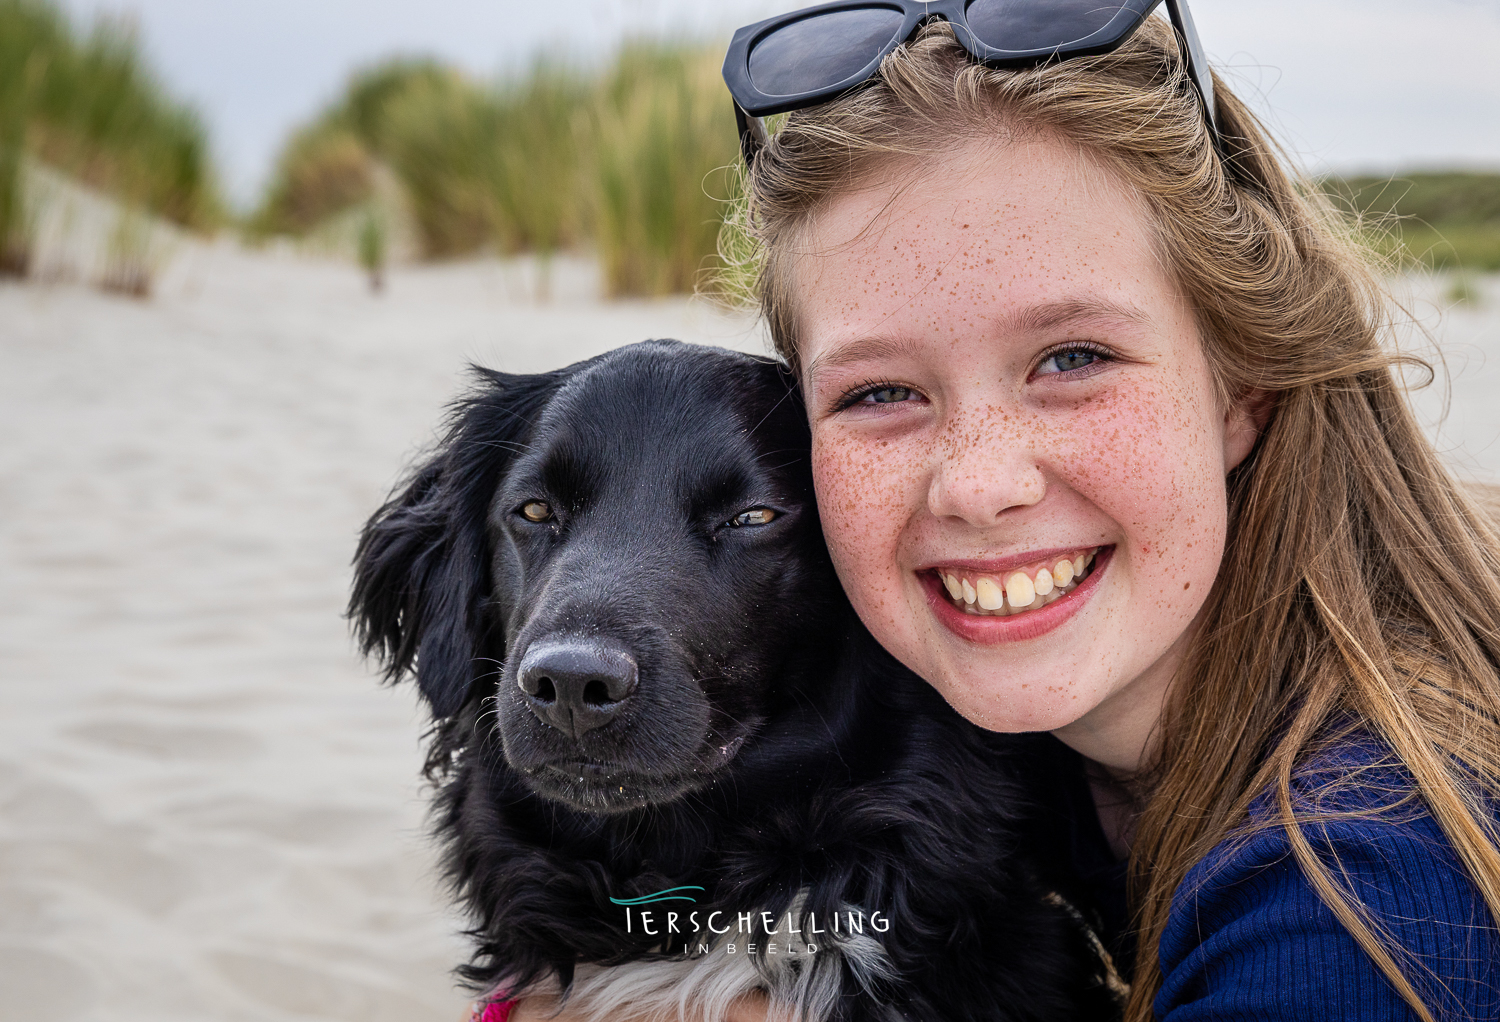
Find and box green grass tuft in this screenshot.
[590,41,739,298]
[357,204,387,292]
[254,126,374,236]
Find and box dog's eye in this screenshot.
[519,501,553,523]
[728,508,777,528]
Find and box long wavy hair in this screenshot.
[727,17,1500,1021]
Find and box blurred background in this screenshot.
[1,2,1497,1020]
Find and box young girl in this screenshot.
[505,8,1500,1022]
[727,11,1500,1022]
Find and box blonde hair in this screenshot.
[730,18,1500,1021]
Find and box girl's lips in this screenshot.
[921,546,1113,644]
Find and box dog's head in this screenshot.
[351,341,839,813]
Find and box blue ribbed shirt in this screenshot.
[1154,744,1500,1020]
[1018,733,1499,1019]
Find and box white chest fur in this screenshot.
[500,897,902,1022]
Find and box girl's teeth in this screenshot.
[942,573,964,601]
[1005,571,1035,609]
[938,548,1100,619]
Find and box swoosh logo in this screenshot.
[608,885,705,906]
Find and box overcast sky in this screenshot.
[55,0,1500,209]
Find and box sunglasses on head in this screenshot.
[722,0,1219,167]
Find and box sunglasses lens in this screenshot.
[964,0,1126,52]
[748,6,906,97]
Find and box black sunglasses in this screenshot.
[722,0,1219,166]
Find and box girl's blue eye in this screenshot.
[1038,348,1103,375]
[861,386,915,404]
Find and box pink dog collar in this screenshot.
[472,999,517,1022]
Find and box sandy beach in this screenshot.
[0,244,1495,1022]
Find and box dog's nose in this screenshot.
[516,642,639,739]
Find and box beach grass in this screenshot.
[0,90,29,273]
[488,59,588,262]
[254,125,374,236]
[0,0,55,273]
[255,60,511,258]
[0,0,218,285]
[591,41,739,298]
[256,42,739,297]
[2,0,218,226]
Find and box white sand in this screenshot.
[0,244,765,1022]
[0,243,1495,1022]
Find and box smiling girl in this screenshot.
[728,11,1500,1022]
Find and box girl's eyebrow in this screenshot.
[1013,297,1150,335]
[805,336,923,387]
[805,297,1150,386]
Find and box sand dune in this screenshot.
[0,244,1494,1021]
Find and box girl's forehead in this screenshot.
[805,135,1150,263]
[793,136,1169,368]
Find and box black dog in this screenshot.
[351,340,1119,1022]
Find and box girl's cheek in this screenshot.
[811,427,922,580]
[1059,379,1229,579]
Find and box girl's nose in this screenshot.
[925,417,1046,527]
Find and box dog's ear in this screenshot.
[349,367,565,717]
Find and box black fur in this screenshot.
[351,341,1118,1021]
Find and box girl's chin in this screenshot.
[920,545,1113,645]
[936,692,1095,734]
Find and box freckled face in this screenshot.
[798,136,1256,762]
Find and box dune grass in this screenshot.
[254,125,374,237]
[0,80,27,273]
[374,62,515,258]
[0,0,218,285]
[592,42,739,297]
[1323,171,1500,273]
[485,59,589,262]
[257,41,739,297]
[254,59,561,260]
[0,0,55,273]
